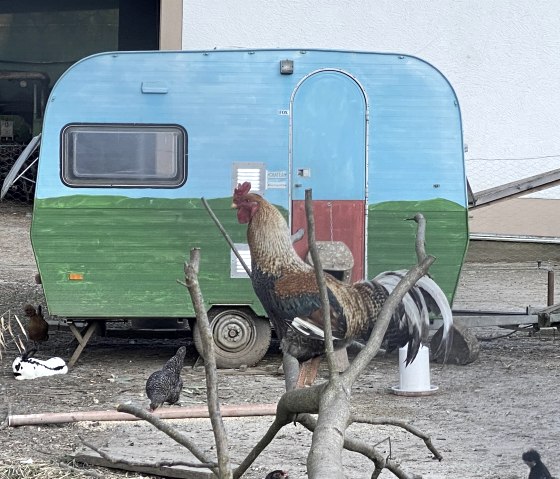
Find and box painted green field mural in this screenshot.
[32,195,468,319]
[32,196,266,318]
[368,199,469,303]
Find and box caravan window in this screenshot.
[61,124,187,187]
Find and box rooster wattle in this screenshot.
[232,181,452,389]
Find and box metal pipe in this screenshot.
[548,270,555,306]
[8,403,277,427]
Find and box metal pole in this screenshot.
[548,270,555,306]
[8,403,278,427]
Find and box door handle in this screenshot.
[294,183,302,187]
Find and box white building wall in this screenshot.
[182,0,560,199]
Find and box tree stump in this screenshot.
[430,318,479,365]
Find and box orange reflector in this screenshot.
[68,273,84,281]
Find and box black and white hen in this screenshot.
[145,346,186,411]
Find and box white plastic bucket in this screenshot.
[391,344,438,396]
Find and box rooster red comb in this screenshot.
[234,181,252,200]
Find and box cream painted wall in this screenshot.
[182,0,560,201]
[160,0,183,50]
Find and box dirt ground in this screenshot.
[1,203,559,479]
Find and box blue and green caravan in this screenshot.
[30,49,469,366]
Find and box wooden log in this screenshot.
[430,318,480,365]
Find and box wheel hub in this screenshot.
[226,324,242,340]
[212,312,255,353]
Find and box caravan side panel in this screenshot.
[32,49,468,318]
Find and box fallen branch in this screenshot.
[80,434,218,469]
[352,415,443,461]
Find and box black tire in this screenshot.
[192,308,272,369]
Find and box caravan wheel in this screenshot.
[192,308,271,369]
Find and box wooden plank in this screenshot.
[452,314,539,328]
[469,168,560,209]
[67,321,101,367]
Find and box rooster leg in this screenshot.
[296,356,322,388]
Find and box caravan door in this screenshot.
[290,70,367,281]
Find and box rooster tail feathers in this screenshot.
[411,273,454,363]
[374,270,453,365]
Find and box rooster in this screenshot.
[145,346,186,411]
[23,304,49,349]
[232,182,452,389]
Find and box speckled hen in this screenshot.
[145,346,186,411]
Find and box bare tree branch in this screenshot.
[342,216,433,388]
[343,255,435,387]
[296,414,418,479]
[410,213,427,264]
[201,197,252,276]
[233,417,288,479]
[184,248,234,479]
[352,415,443,461]
[299,192,437,478]
[304,188,338,381]
[291,227,305,244]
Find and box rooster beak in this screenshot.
[231,202,238,209]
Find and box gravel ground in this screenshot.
[1,203,559,478]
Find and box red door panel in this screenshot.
[291,200,365,282]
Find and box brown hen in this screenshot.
[23,304,49,347]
